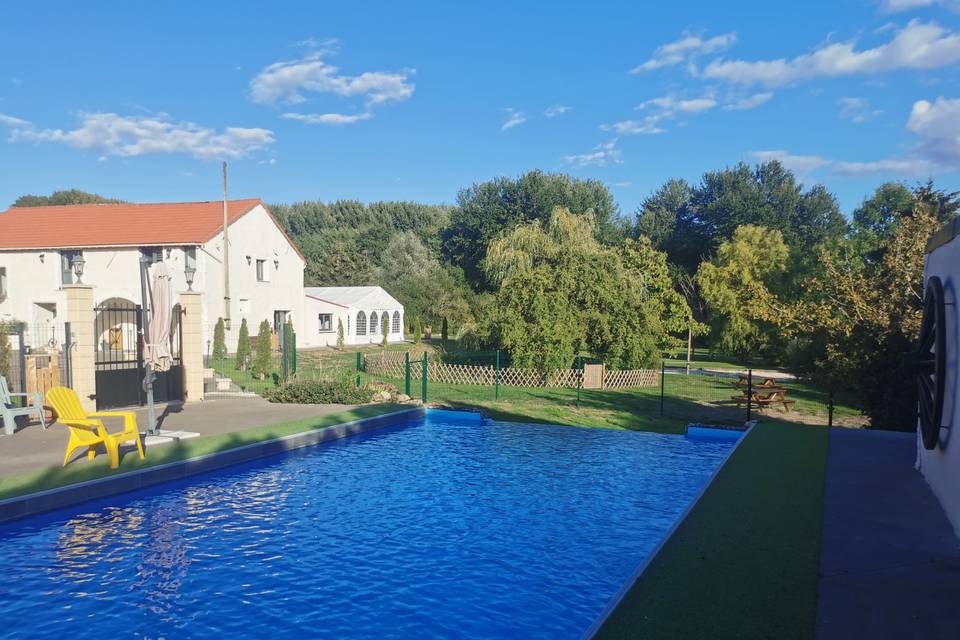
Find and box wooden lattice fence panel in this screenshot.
[603,368,659,389]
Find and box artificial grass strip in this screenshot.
[593,421,829,640]
[0,404,408,501]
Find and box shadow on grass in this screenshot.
[0,404,409,502]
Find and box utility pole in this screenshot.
[222,162,231,331]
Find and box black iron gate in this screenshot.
[94,304,183,410]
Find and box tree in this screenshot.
[235,318,251,370]
[851,182,915,257]
[696,225,789,360]
[441,317,449,344]
[253,320,273,379]
[634,178,693,249]
[485,207,675,371]
[13,189,124,207]
[413,317,423,344]
[0,321,12,382]
[336,318,345,350]
[212,318,227,362]
[769,198,943,426]
[443,170,622,290]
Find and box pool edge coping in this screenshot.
[0,407,425,524]
[581,420,757,639]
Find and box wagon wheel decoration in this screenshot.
[905,276,946,450]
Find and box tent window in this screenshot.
[392,311,400,333]
[370,312,378,336]
[356,311,366,336]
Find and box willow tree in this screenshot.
[484,207,687,371]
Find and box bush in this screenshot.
[235,318,251,370]
[263,379,375,404]
[212,318,227,361]
[0,321,13,382]
[253,320,273,378]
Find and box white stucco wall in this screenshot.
[0,246,195,347]
[918,231,960,535]
[200,204,306,353]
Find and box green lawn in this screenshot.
[0,404,407,501]
[594,421,829,640]
[368,366,864,432]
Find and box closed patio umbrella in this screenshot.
[144,261,173,373]
[141,260,172,435]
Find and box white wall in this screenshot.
[300,297,405,348]
[201,204,306,353]
[0,246,194,347]
[919,231,960,535]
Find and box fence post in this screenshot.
[577,356,583,408]
[828,390,835,428]
[16,322,26,407]
[659,360,665,416]
[291,331,297,377]
[355,352,362,388]
[282,329,290,384]
[404,352,411,397]
[421,353,428,403]
[495,350,501,401]
[63,321,73,389]
[746,369,753,422]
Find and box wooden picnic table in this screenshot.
[734,375,781,388]
[732,386,795,412]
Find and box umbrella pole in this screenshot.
[139,255,157,436]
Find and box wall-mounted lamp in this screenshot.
[246,255,252,265]
[274,259,279,270]
[39,253,45,263]
[71,253,86,284]
[185,264,196,291]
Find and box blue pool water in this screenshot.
[0,411,736,639]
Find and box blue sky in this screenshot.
[1,0,959,217]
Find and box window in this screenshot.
[318,313,333,333]
[0,266,6,302]
[256,259,268,282]
[140,246,162,263]
[356,311,366,336]
[370,312,378,336]
[392,311,400,334]
[60,250,81,285]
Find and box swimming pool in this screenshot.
[0,410,737,638]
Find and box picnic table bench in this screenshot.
[732,386,796,412]
[734,375,781,388]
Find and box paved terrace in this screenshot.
[816,428,960,639]
[0,398,355,476]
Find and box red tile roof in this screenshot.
[0,198,271,250]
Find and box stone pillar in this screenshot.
[63,285,96,412]
[179,291,204,402]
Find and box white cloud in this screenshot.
[838,97,882,123]
[750,150,832,174]
[282,111,372,125]
[632,31,737,72]
[602,117,666,135]
[544,104,571,117]
[249,52,415,106]
[613,181,633,188]
[501,109,527,131]
[562,139,623,167]
[5,112,274,159]
[722,92,774,110]
[833,157,934,175]
[637,95,718,113]
[880,0,960,13]
[906,96,960,167]
[703,20,960,87]
[0,113,30,127]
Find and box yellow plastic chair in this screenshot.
[45,386,145,469]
